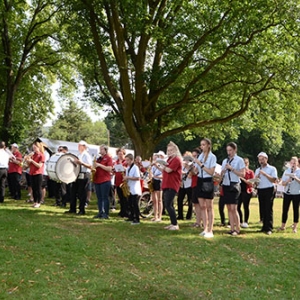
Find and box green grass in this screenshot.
[0,191,300,300]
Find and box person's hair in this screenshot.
[167,141,182,157]
[244,157,249,164]
[0,141,5,149]
[192,148,201,155]
[227,142,237,151]
[33,142,44,153]
[201,138,212,163]
[183,151,192,157]
[291,156,298,166]
[125,153,134,161]
[100,144,109,153]
[116,147,126,155]
[62,146,68,151]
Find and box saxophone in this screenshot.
[147,165,154,193]
[120,171,130,198]
[91,156,97,183]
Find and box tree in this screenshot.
[62,0,300,157]
[0,0,64,143]
[46,100,108,145]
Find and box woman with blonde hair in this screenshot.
[155,142,182,230]
[194,138,217,238]
[26,142,45,208]
[280,156,300,233]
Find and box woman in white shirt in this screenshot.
[279,156,300,233]
[221,142,245,236]
[124,154,142,225]
[194,138,217,238]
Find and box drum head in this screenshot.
[56,154,80,184]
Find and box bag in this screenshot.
[229,182,240,193]
[201,181,214,193]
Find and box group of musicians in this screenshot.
[1,138,299,236]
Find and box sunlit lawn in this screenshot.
[0,191,299,300]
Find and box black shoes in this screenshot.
[64,210,76,214]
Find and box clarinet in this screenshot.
[286,167,294,194]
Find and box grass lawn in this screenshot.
[0,191,300,300]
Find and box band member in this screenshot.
[194,138,217,238]
[66,141,92,215]
[238,158,255,228]
[27,142,45,208]
[255,152,277,235]
[221,142,245,236]
[150,151,165,222]
[0,141,10,203]
[155,141,182,231]
[8,143,23,200]
[114,148,128,218]
[94,145,113,219]
[190,148,201,228]
[124,154,142,225]
[41,146,50,204]
[177,152,193,221]
[279,156,300,233]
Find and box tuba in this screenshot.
[120,171,130,198]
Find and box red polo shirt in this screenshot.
[114,159,127,187]
[161,156,182,192]
[29,152,45,176]
[8,150,23,174]
[94,154,113,184]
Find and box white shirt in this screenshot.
[222,155,245,185]
[282,168,300,195]
[255,164,277,189]
[78,150,92,173]
[182,166,192,188]
[43,151,50,176]
[151,165,162,181]
[0,149,10,168]
[126,164,142,196]
[196,152,217,178]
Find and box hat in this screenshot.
[155,150,166,157]
[78,140,87,146]
[11,143,18,148]
[257,152,268,159]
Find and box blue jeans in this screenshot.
[95,181,111,217]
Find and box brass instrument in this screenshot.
[147,164,154,193]
[120,171,130,198]
[22,152,34,169]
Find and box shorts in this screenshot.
[42,175,48,189]
[196,177,214,200]
[152,179,161,191]
[222,184,241,204]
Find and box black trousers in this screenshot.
[281,193,300,223]
[128,194,140,222]
[31,174,43,203]
[8,172,21,199]
[237,191,252,223]
[0,168,7,203]
[70,174,90,213]
[116,186,129,217]
[177,187,193,219]
[163,188,177,226]
[218,195,226,225]
[258,187,274,232]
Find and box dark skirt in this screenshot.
[222,184,241,204]
[152,179,161,191]
[192,186,198,204]
[196,177,214,200]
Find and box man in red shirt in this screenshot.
[93,145,113,219]
[8,143,23,200]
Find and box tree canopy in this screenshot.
[60,0,300,156]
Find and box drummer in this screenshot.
[66,141,92,215]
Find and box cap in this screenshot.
[155,150,166,157]
[257,152,268,159]
[78,140,87,146]
[11,143,19,148]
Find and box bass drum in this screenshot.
[47,153,80,184]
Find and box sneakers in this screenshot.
[168,225,179,230]
[164,224,172,229]
[204,232,214,238]
[33,203,40,208]
[199,231,207,236]
[241,222,249,228]
[154,218,161,222]
[131,221,140,225]
[266,231,272,235]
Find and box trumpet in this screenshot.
[22,152,34,169]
